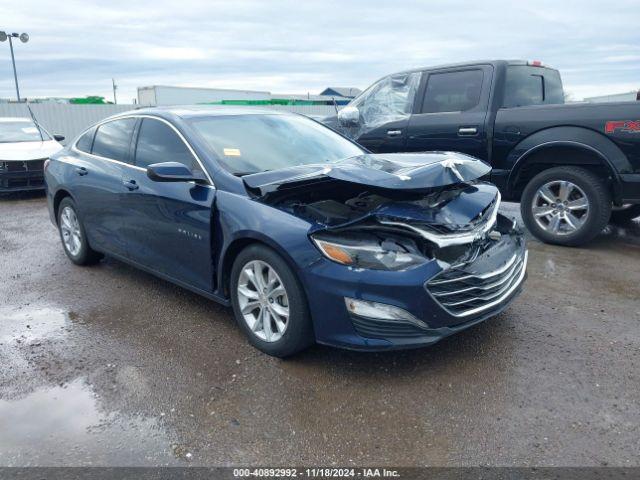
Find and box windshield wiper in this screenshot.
[234,169,273,177]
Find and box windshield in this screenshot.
[0,120,50,143]
[188,114,364,175]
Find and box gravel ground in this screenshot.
[1,193,639,467]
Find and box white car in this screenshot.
[0,117,64,193]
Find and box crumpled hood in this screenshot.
[370,183,499,230]
[0,140,63,161]
[243,152,491,195]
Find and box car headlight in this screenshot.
[311,231,428,271]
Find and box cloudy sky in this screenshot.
[1,0,639,103]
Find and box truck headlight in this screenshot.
[311,232,427,271]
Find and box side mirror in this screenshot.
[53,134,65,142]
[338,106,360,126]
[147,162,208,184]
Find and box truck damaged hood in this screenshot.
[242,152,491,196]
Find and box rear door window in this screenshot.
[75,127,95,153]
[134,118,198,170]
[503,66,564,107]
[421,70,484,113]
[91,118,136,161]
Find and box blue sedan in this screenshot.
[45,107,527,356]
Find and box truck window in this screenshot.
[421,70,484,113]
[351,72,421,126]
[503,66,564,107]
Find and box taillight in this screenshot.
[528,60,544,67]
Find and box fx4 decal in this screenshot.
[605,120,640,134]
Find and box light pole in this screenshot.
[0,31,29,102]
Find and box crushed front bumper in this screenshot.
[302,214,527,350]
[0,160,46,192]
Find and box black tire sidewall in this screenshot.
[230,244,314,357]
[521,167,611,246]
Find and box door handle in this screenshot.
[386,129,403,137]
[458,127,478,136]
[122,179,139,191]
[75,167,88,176]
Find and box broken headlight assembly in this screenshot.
[311,231,428,271]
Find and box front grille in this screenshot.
[426,250,527,319]
[351,316,428,339]
[1,159,45,172]
[0,159,46,190]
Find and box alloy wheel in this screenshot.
[60,206,82,256]
[531,180,589,235]
[237,260,289,342]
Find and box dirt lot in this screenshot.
[1,193,639,467]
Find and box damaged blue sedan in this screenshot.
[45,107,527,356]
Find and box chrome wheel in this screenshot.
[532,180,589,235]
[60,206,82,256]
[237,260,289,342]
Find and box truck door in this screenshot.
[406,65,492,161]
[345,72,422,153]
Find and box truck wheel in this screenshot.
[520,167,611,246]
[610,204,640,225]
[230,244,315,357]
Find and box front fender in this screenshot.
[213,190,320,295]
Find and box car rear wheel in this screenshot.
[230,244,314,357]
[521,167,611,246]
[610,204,640,225]
[57,197,102,265]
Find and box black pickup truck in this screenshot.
[324,60,640,246]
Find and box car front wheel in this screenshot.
[230,244,314,357]
[520,166,611,246]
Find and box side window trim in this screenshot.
[72,115,215,186]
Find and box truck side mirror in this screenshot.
[338,106,360,126]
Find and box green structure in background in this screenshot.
[69,96,111,104]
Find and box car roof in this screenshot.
[0,117,33,123]
[113,105,292,121]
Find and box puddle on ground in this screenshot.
[0,378,181,466]
[0,307,69,345]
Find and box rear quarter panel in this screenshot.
[493,102,640,174]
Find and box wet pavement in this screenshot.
[1,193,639,467]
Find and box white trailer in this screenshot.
[137,85,271,106]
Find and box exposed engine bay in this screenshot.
[242,153,521,271]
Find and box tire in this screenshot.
[520,166,611,247]
[57,197,103,265]
[230,244,314,357]
[610,204,640,225]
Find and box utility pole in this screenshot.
[0,31,29,102]
[112,78,118,104]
